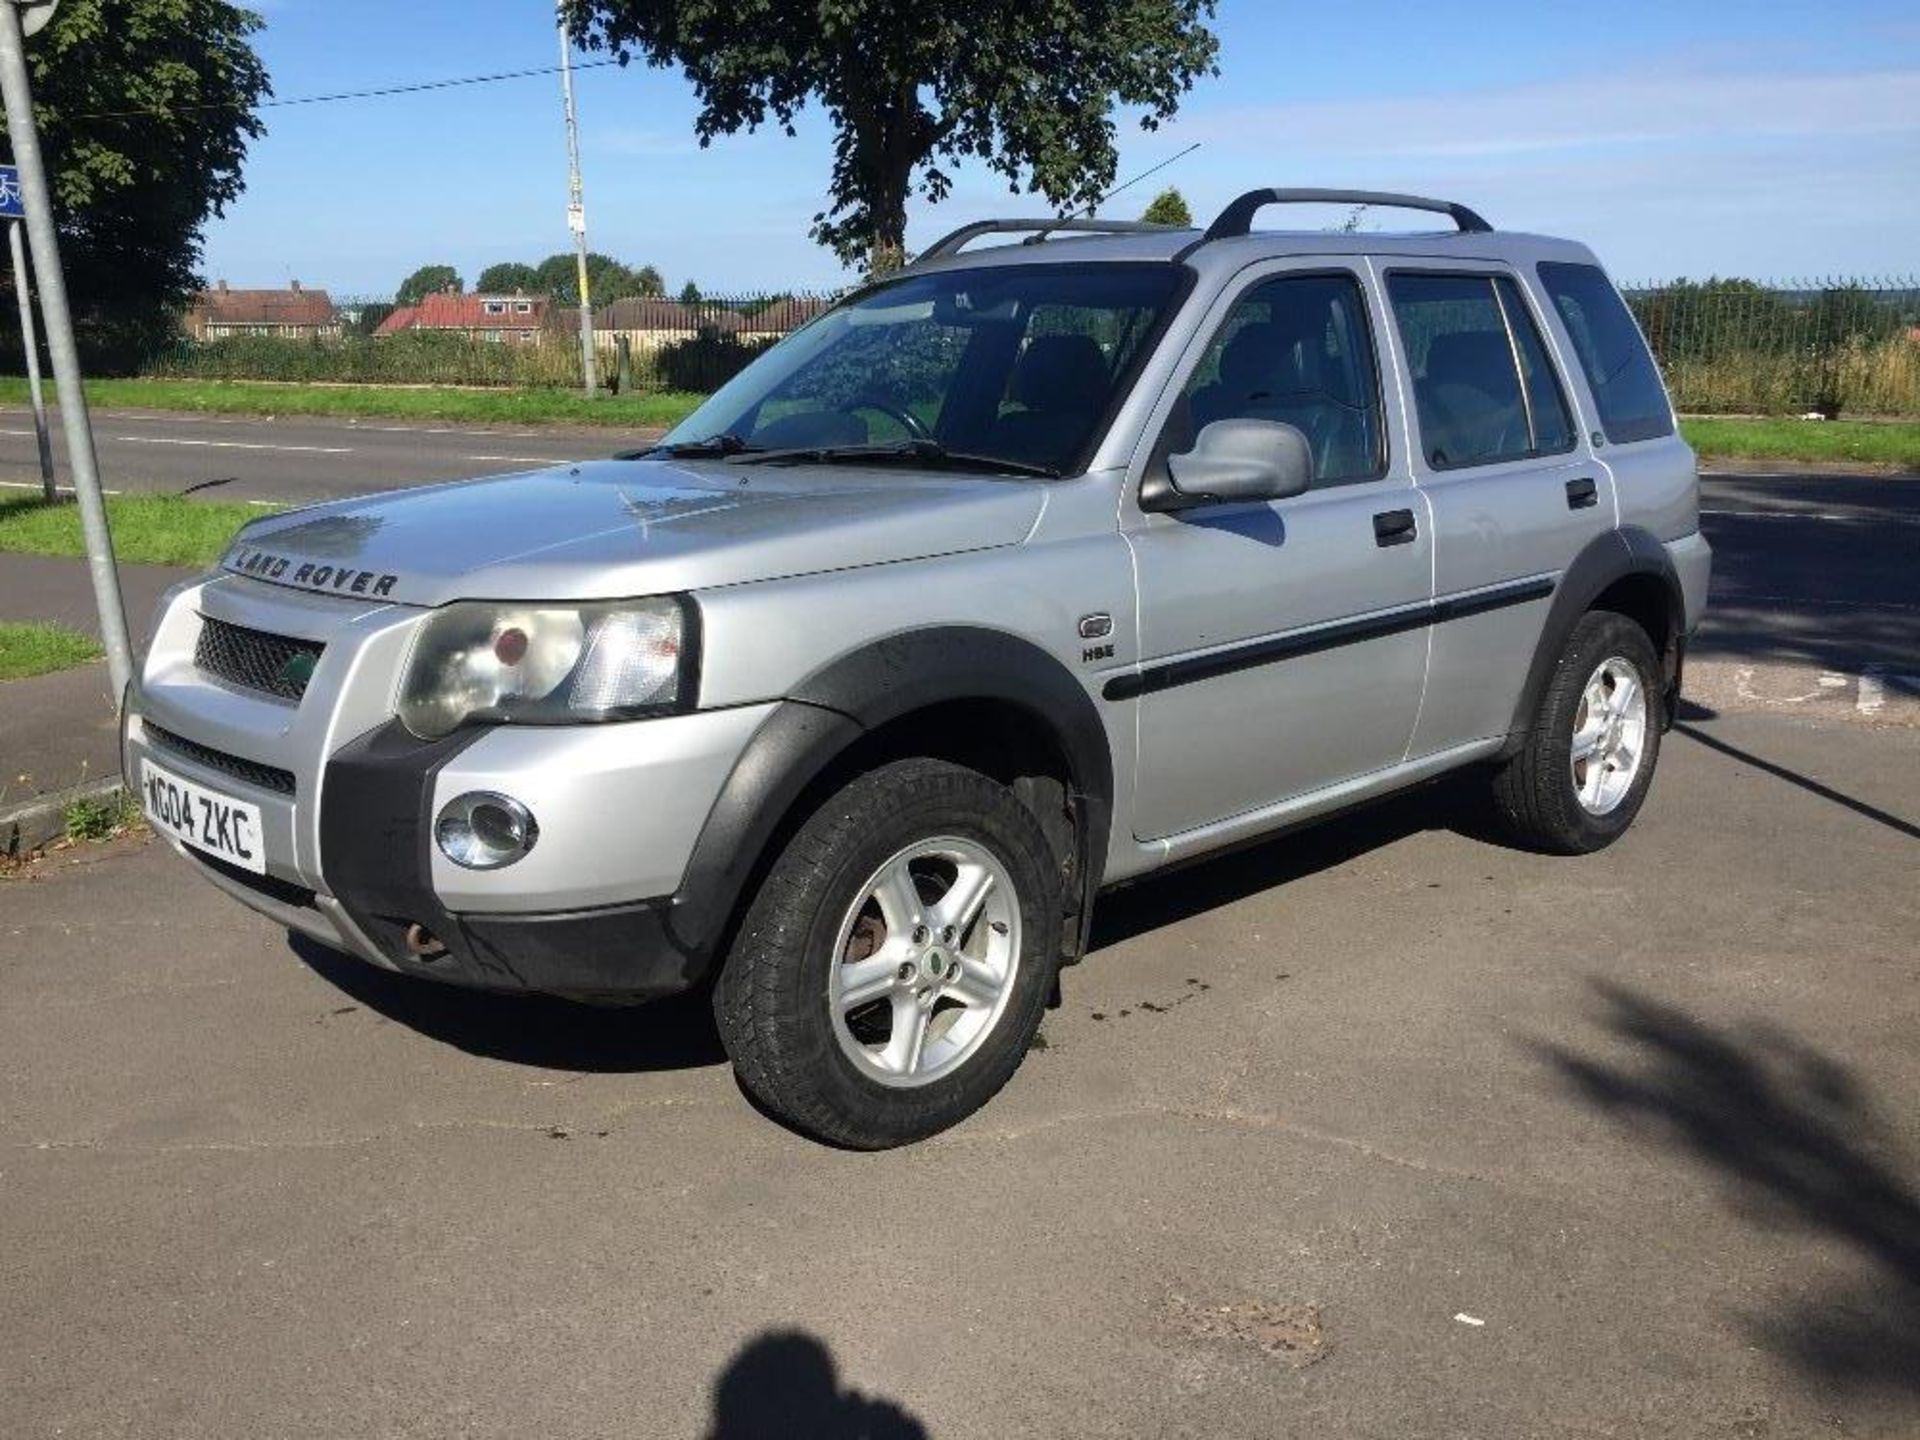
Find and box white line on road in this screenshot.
[111,435,354,455]
[463,454,568,465]
[0,478,281,507]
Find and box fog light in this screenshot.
[435,791,539,870]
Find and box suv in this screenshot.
[124,189,1709,1148]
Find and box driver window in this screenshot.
[1173,272,1386,486]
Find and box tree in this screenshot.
[1140,187,1192,227]
[476,261,541,294]
[532,252,664,305]
[397,265,463,304]
[562,1,1220,272]
[679,279,703,305]
[0,0,270,371]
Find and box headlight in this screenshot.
[396,597,694,739]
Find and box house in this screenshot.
[187,280,340,341]
[739,295,835,337]
[374,292,549,345]
[587,296,747,353]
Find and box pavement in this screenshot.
[3,707,1915,1438]
[1,433,1917,1434]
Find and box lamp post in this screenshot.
[558,12,597,397]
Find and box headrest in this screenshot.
[1011,334,1110,413]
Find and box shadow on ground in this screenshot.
[705,1330,926,1440]
[288,932,727,1073]
[1539,982,1920,1395]
[1090,772,1511,955]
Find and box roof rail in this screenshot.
[1196,188,1494,246]
[913,218,1183,267]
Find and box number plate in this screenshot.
[140,758,267,875]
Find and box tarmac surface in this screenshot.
[4,706,1916,1438]
[1,421,1916,1435]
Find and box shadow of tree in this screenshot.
[705,1330,926,1440]
[1539,982,1920,1394]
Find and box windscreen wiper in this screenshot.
[732,438,1060,479]
[630,432,759,460]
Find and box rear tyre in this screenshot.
[713,757,1063,1149]
[1491,610,1664,855]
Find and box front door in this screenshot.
[1123,263,1433,841]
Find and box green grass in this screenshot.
[0,376,706,430]
[1680,417,1920,470]
[0,620,103,681]
[0,493,269,569]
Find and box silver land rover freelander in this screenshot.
[124,188,1710,1148]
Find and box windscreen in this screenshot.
[657,264,1184,475]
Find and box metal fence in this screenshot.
[1622,276,1919,417]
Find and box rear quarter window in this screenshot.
[1537,262,1675,444]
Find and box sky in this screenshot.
[203,1,1920,299]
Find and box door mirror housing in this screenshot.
[1141,419,1314,512]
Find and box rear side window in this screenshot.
[1537,261,1674,444]
[1387,273,1576,470]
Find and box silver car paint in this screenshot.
[131,221,1708,940]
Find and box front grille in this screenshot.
[194,615,324,701]
[145,723,297,796]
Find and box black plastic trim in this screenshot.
[1496,527,1684,757]
[1104,576,1555,702]
[1179,188,1492,262]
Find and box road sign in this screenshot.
[18,2,59,40]
[0,164,23,219]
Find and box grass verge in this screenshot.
[1680,418,1920,470]
[0,493,268,569]
[0,376,706,430]
[0,620,103,681]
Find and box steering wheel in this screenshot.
[839,398,932,442]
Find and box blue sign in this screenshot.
[0,166,22,220]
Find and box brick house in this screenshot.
[187,280,340,340]
[374,292,549,345]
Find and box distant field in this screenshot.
[0,377,706,431]
[0,493,267,569]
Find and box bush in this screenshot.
[656,332,779,393]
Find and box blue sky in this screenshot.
[206,1,1920,298]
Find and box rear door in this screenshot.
[1122,260,1432,841]
[1379,261,1617,757]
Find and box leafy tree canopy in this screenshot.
[397,264,463,304]
[561,0,1219,271]
[531,251,665,305]
[1140,187,1192,227]
[679,279,702,305]
[476,261,541,294]
[0,0,270,371]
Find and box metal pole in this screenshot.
[8,216,53,499]
[0,0,131,697]
[558,14,597,396]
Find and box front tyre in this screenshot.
[714,758,1064,1148]
[1491,610,1664,854]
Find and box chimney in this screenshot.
[216,279,228,293]
[289,279,302,294]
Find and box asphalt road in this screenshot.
[0,404,632,506]
[5,707,1916,1438]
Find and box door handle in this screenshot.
[1566,477,1599,510]
[1373,508,1417,547]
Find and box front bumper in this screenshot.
[124,572,776,1000]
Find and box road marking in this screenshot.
[1453,1313,1486,1327]
[0,478,280,507]
[1700,508,1920,525]
[111,435,354,455]
[1859,667,1887,716]
[463,454,569,465]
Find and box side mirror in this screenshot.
[1141,419,1313,512]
